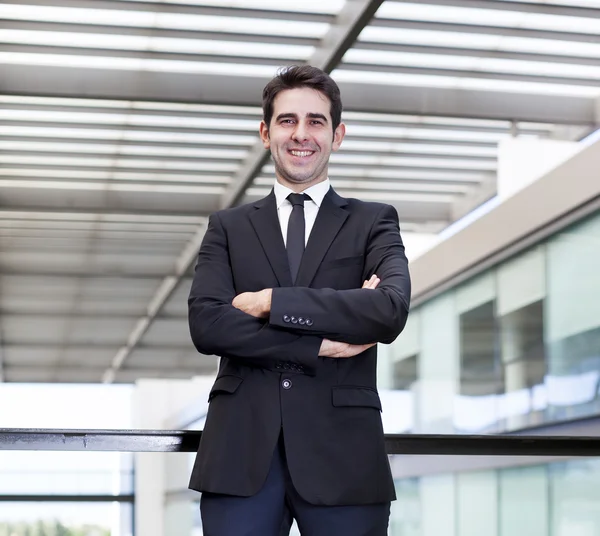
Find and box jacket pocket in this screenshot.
[331,385,382,411]
[208,375,243,402]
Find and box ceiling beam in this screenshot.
[220,0,386,209]
[101,0,386,382]
[0,65,595,125]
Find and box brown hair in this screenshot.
[262,65,343,134]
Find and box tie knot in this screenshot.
[287,193,310,207]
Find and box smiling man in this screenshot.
[188,65,411,536]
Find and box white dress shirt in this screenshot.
[273,179,331,247]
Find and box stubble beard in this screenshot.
[272,150,329,187]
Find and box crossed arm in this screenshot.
[231,275,381,358]
[188,205,410,374]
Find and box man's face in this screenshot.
[259,87,345,191]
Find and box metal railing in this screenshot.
[2,429,600,456]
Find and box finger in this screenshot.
[362,277,375,289]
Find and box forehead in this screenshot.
[272,87,331,118]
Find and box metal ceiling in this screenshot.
[0,0,598,383]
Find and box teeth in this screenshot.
[290,150,313,157]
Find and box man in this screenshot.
[188,65,411,536]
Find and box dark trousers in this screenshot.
[200,435,390,536]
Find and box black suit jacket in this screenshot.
[188,187,411,506]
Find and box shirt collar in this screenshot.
[274,178,330,209]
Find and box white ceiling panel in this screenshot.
[2,315,138,345]
[140,318,192,346]
[161,280,193,317]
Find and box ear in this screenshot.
[332,122,346,152]
[259,121,270,149]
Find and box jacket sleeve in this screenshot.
[188,212,322,375]
[269,204,411,345]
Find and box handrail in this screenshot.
[2,429,600,456]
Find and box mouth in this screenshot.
[288,149,315,159]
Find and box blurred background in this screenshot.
[0,0,599,534]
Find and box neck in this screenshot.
[276,176,327,193]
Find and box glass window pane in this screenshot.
[418,295,458,433]
[499,465,548,536]
[545,213,600,421]
[457,471,498,536]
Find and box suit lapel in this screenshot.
[295,188,349,288]
[248,191,293,287]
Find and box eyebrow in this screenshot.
[275,112,329,123]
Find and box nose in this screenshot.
[292,122,309,143]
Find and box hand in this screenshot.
[318,275,380,358]
[232,289,272,318]
[319,338,376,358]
[362,274,380,289]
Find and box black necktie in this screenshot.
[286,193,310,284]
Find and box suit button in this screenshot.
[305,318,313,326]
[298,317,306,325]
[282,379,292,390]
[290,316,298,324]
[283,315,291,323]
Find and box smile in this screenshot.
[289,150,314,157]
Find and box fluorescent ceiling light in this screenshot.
[333,68,600,97]
[334,190,457,203]
[346,124,506,142]
[119,0,345,13]
[345,49,600,79]
[329,154,495,170]
[0,52,283,78]
[0,220,198,234]
[0,137,496,158]
[254,177,470,193]
[0,5,329,37]
[0,95,130,108]
[339,141,497,157]
[0,141,248,159]
[0,211,205,224]
[359,28,600,59]
[0,179,225,195]
[0,168,231,184]
[247,186,457,203]
[0,155,239,172]
[0,95,262,116]
[261,166,490,182]
[502,0,600,6]
[343,111,510,129]
[376,2,600,34]
[0,126,257,145]
[0,30,314,60]
[0,109,259,131]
